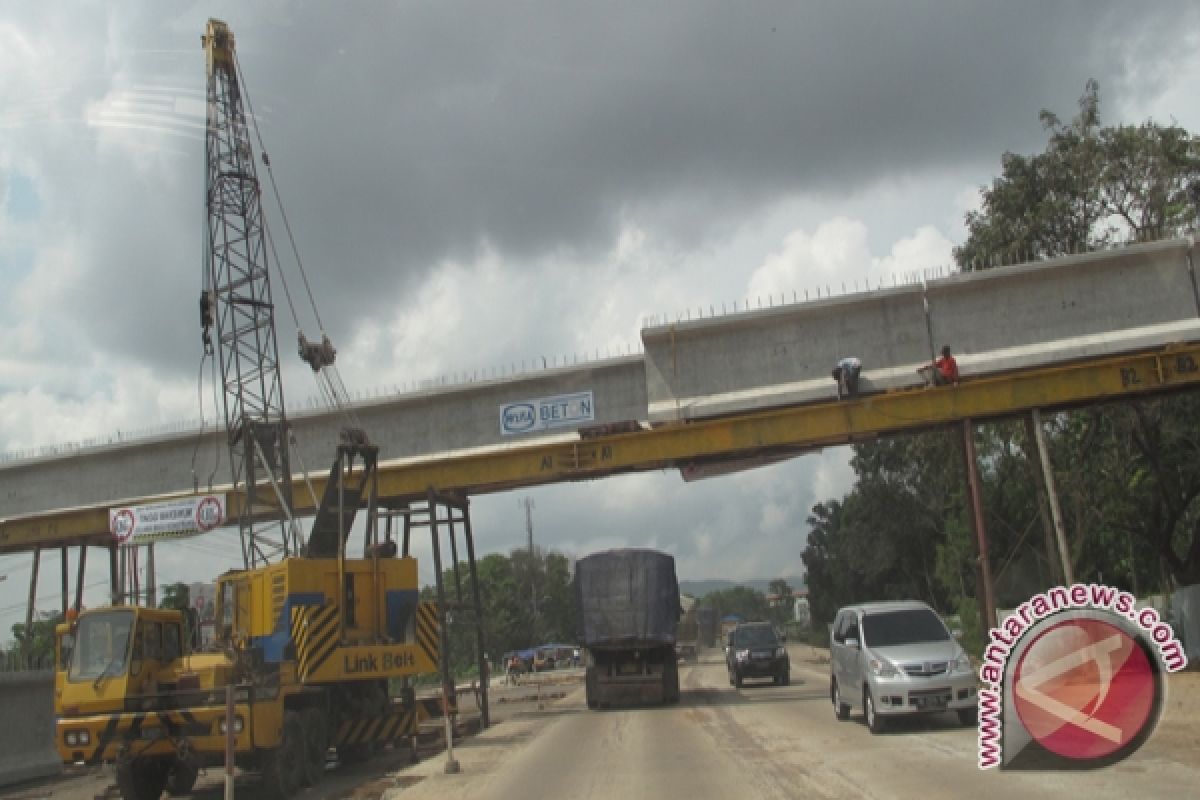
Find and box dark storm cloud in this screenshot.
[214,1,1194,343]
[14,1,1194,375]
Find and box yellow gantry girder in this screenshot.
[3,343,1200,554]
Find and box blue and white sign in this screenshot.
[500,391,595,435]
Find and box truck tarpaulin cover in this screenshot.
[576,549,681,647]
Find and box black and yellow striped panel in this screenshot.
[291,603,340,681]
[415,602,440,668]
[415,695,453,721]
[87,710,211,763]
[333,709,416,746]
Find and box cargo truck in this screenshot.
[576,549,682,709]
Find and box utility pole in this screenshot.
[519,497,538,630]
[520,497,535,554]
[1029,409,1074,585]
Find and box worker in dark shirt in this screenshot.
[831,356,862,399]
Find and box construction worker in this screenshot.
[506,653,522,686]
[934,345,960,386]
[832,356,862,399]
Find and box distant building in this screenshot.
[766,589,809,626]
[793,592,811,627]
[188,582,218,647]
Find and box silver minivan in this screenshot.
[829,600,977,733]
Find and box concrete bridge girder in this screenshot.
[1,236,1198,553]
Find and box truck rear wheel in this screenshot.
[116,757,169,800]
[663,658,680,704]
[585,666,599,710]
[260,711,303,799]
[166,757,199,796]
[300,708,328,786]
[338,742,373,764]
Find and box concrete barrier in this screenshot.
[0,671,61,787]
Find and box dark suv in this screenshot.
[726,622,790,687]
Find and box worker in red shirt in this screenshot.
[934,345,960,386]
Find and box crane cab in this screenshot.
[56,607,190,716]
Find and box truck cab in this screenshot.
[56,607,195,760]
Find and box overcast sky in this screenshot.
[3,2,1199,634]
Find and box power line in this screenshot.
[0,579,110,617]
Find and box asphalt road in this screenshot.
[383,648,1198,800]
[6,651,1195,800]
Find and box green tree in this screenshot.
[956,80,1200,587]
[700,586,771,622]
[10,610,62,667]
[802,82,1200,652]
[800,500,844,633]
[159,582,190,611]
[956,79,1200,268]
[425,547,579,678]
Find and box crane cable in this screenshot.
[232,52,362,432]
[233,52,324,335]
[191,217,224,494]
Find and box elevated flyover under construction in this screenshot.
[2,236,1199,555]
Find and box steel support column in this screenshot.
[961,419,997,632]
[146,542,157,607]
[74,545,87,612]
[461,501,490,728]
[24,547,40,662]
[109,543,119,605]
[1029,409,1074,585]
[426,489,454,707]
[60,545,68,618]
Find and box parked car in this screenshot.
[726,622,790,687]
[829,600,977,733]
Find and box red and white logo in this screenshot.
[977,584,1184,770]
[1012,618,1157,761]
[194,495,224,532]
[110,508,137,543]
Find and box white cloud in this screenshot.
[747,217,956,305]
[747,217,872,302]
[873,225,956,282]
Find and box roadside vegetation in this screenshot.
[803,82,1200,655]
[426,547,577,680]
